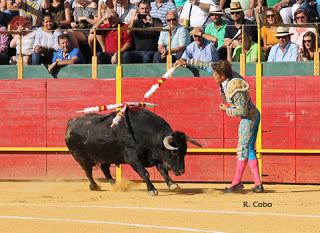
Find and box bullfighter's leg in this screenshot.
[100,163,116,185]
[77,160,100,191]
[156,163,180,191]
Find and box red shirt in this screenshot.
[99,23,132,54]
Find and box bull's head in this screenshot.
[162,131,202,176]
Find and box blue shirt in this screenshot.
[158,25,191,49]
[267,42,299,62]
[181,39,219,62]
[52,47,84,64]
[150,1,176,25]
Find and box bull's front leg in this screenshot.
[126,155,158,196]
[156,163,180,191]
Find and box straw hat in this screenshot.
[209,5,224,14]
[230,1,243,13]
[274,26,293,37]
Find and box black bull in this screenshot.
[65,108,201,195]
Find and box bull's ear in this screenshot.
[186,136,202,147]
[163,135,178,150]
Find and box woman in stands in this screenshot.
[298,31,316,61]
[9,16,36,65]
[261,8,282,58]
[289,7,317,48]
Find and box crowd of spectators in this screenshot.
[0,0,319,68]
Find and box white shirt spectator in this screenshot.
[179,0,214,28]
[33,27,62,51]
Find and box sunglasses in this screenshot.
[266,14,275,18]
[303,39,312,42]
[167,18,177,22]
[209,13,221,17]
[231,12,241,15]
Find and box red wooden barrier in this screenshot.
[0,76,320,183]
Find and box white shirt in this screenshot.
[179,0,214,28]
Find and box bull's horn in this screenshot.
[186,136,202,147]
[163,136,178,150]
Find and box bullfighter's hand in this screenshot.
[219,103,228,111]
[174,59,187,68]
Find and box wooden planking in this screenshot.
[168,155,224,182]
[0,154,47,178]
[155,78,221,138]
[0,77,320,183]
[296,155,320,183]
[0,80,46,146]
[46,79,116,146]
[296,127,320,149]
[122,78,155,105]
[295,76,320,101]
[260,155,296,183]
[263,76,296,102]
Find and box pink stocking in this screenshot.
[248,159,262,186]
[230,159,247,187]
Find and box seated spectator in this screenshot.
[98,0,134,23]
[224,2,257,44]
[48,34,84,73]
[204,5,228,49]
[89,9,132,64]
[150,0,176,25]
[175,0,187,15]
[289,8,317,48]
[122,0,162,64]
[16,0,50,27]
[267,26,299,62]
[47,0,72,29]
[153,10,190,63]
[261,8,283,58]
[70,0,98,45]
[229,0,256,21]
[226,33,266,63]
[9,16,35,65]
[0,0,19,24]
[32,12,62,65]
[298,31,316,61]
[256,0,293,24]
[178,27,219,76]
[0,23,9,65]
[179,0,214,28]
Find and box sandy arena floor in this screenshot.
[0,180,319,233]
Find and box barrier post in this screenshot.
[256,17,263,178]
[314,27,319,76]
[239,24,246,76]
[166,29,172,70]
[17,33,23,80]
[116,24,123,182]
[92,29,98,79]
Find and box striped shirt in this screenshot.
[150,1,176,26]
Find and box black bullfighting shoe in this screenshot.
[252,184,264,193]
[224,183,244,193]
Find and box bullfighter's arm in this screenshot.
[226,92,249,118]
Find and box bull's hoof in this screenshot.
[169,183,180,191]
[90,184,101,191]
[147,189,158,196]
[108,179,116,185]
